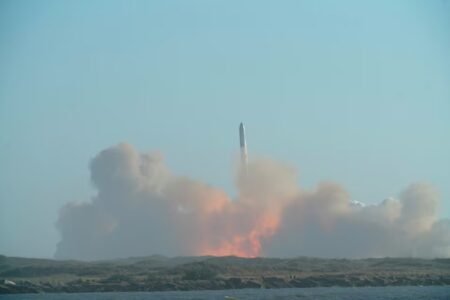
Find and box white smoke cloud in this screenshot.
[268,182,446,258]
[55,143,450,260]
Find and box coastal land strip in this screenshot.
[1,255,449,293]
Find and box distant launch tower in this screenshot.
[239,122,248,171]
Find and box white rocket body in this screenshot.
[239,122,248,171]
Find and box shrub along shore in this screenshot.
[1,255,449,293]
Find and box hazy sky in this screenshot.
[1,0,449,258]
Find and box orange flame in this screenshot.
[199,212,281,257]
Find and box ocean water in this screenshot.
[2,286,449,300]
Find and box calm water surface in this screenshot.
[2,286,450,300]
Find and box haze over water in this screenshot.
[2,287,450,300]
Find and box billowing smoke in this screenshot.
[55,143,450,260]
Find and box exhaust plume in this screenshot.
[55,143,450,260]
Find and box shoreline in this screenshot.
[1,255,449,294]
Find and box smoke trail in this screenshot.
[55,143,450,260]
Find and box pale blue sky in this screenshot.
[1,0,449,258]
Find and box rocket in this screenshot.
[239,122,248,170]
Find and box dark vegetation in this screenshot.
[1,255,449,293]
